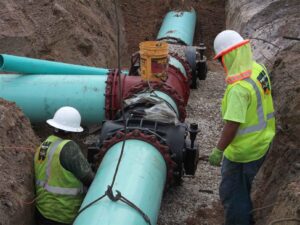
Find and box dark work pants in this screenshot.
[36,209,70,225]
[219,155,266,225]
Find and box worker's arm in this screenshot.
[60,141,95,186]
[219,84,250,150]
[209,121,240,166]
[216,121,240,151]
[209,84,250,166]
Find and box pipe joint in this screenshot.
[105,70,187,122]
[167,65,190,105]
[169,52,192,79]
[95,129,176,184]
[124,82,186,122]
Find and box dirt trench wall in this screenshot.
[0,0,127,67]
[0,99,39,225]
[226,0,300,67]
[226,1,300,224]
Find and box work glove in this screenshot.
[208,147,223,166]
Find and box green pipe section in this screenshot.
[74,140,167,225]
[0,74,107,124]
[0,54,109,75]
[157,9,196,45]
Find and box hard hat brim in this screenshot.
[214,39,250,60]
[47,119,84,132]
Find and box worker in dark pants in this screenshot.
[208,30,275,225]
[34,106,95,225]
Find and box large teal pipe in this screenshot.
[74,140,167,225]
[157,8,196,46]
[0,54,109,75]
[0,74,107,124]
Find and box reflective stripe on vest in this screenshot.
[36,139,83,196]
[267,112,274,120]
[237,78,274,135]
[36,180,83,195]
[46,139,62,182]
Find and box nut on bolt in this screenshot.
[133,129,140,137]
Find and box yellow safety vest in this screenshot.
[222,62,275,162]
[34,135,84,224]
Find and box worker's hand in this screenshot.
[208,147,223,166]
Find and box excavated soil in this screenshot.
[252,43,300,225]
[0,0,127,67]
[0,99,39,225]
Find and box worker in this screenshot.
[34,106,95,225]
[208,30,275,225]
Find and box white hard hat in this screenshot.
[213,30,247,59]
[47,106,83,132]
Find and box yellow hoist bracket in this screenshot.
[139,41,169,82]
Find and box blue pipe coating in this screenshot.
[74,140,167,225]
[157,8,196,46]
[169,56,187,78]
[0,74,107,124]
[0,54,109,75]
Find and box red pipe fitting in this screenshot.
[105,55,192,121]
[105,70,143,119]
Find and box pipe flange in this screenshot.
[105,70,117,119]
[98,129,177,185]
[167,64,190,104]
[105,69,187,121]
[169,52,192,79]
